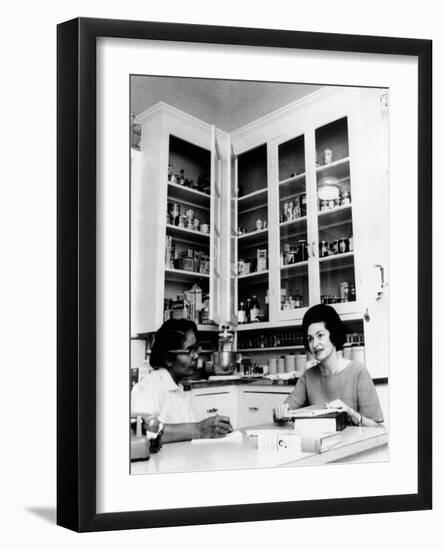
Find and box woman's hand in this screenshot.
[326,399,361,425]
[273,403,290,424]
[196,415,233,439]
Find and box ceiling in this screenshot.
[131,76,322,133]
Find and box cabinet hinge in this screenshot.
[379,91,389,119]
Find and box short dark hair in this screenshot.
[301,304,346,352]
[149,319,198,369]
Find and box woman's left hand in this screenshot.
[326,399,361,424]
[325,399,352,416]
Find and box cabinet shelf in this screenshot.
[167,182,210,210]
[319,252,354,272]
[237,228,268,247]
[166,224,210,245]
[280,261,309,273]
[237,269,269,281]
[279,174,306,201]
[316,157,350,180]
[279,217,307,229]
[164,268,210,283]
[237,188,267,214]
[236,345,304,352]
[317,204,352,230]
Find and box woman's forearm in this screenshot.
[360,415,380,427]
[162,422,199,443]
[348,408,380,428]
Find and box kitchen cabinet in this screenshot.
[190,386,239,429]
[231,87,389,380]
[189,384,292,430]
[132,88,389,381]
[131,104,230,335]
[237,386,292,428]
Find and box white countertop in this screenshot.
[131,424,388,475]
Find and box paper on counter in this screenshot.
[246,429,301,452]
[191,430,243,444]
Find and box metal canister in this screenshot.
[338,238,348,254]
[319,241,329,257]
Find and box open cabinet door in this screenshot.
[228,135,238,327]
[349,89,390,381]
[209,125,222,325]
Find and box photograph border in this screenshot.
[57,17,432,532]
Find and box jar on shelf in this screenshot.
[319,241,329,257]
[341,190,351,205]
[338,238,348,254]
[323,148,333,164]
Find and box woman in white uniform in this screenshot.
[131,319,233,443]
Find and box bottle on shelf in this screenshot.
[237,301,247,324]
[249,295,261,322]
[264,289,270,321]
[245,298,252,323]
[349,284,356,302]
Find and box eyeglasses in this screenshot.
[168,345,201,356]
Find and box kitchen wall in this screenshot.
[132,76,321,132]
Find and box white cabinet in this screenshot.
[189,384,293,429]
[231,88,388,325]
[131,104,230,335]
[237,387,293,428]
[133,90,389,380]
[231,88,389,379]
[190,387,239,429]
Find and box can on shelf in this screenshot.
[338,238,348,254]
[319,241,329,257]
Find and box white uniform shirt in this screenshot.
[131,368,195,424]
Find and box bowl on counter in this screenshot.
[212,351,236,375]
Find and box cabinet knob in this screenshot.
[207,407,218,414]
[248,407,259,412]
